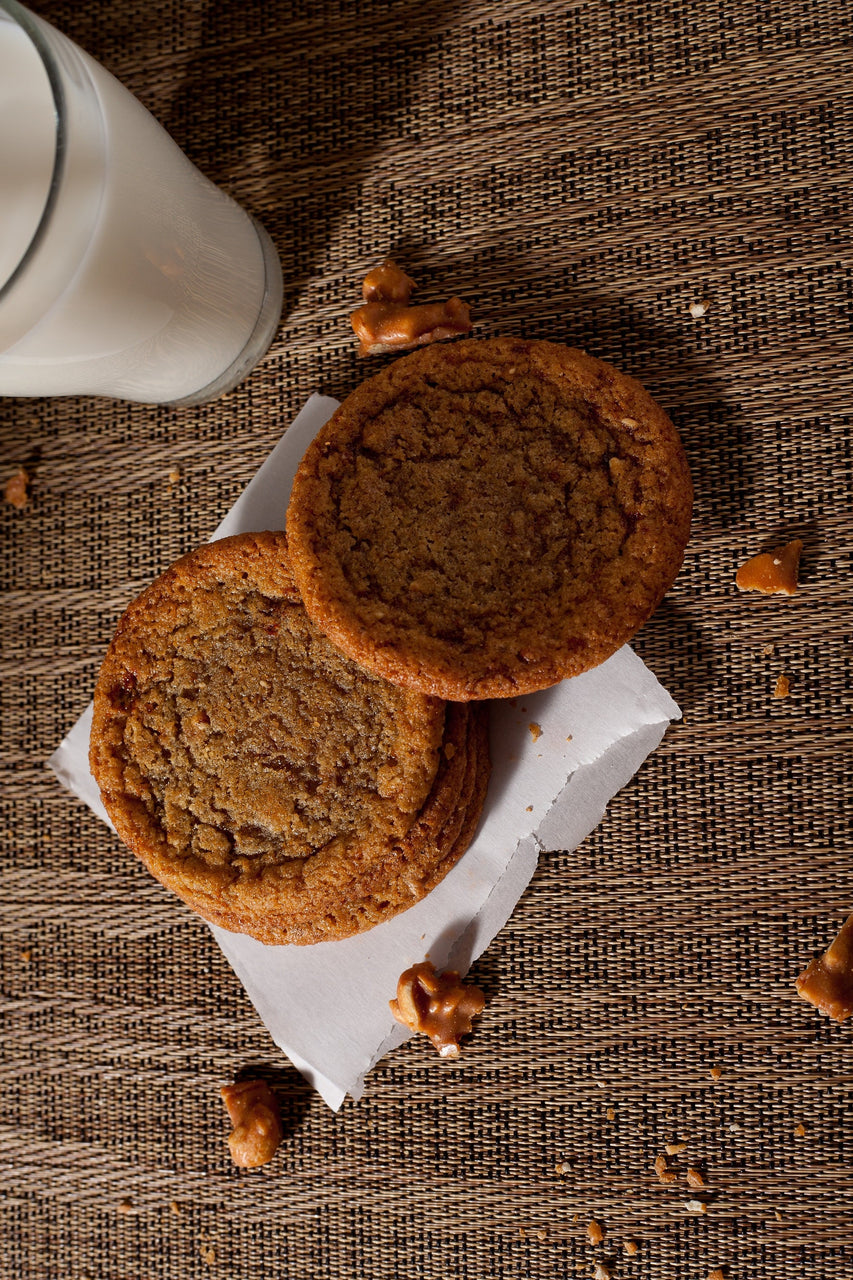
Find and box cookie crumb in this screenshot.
[199,1243,216,1265]
[708,1270,727,1280]
[762,642,775,656]
[684,1199,708,1214]
[528,722,542,742]
[168,466,182,485]
[526,805,533,813]
[566,734,573,742]
[19,948,31,963]
[794,1123,806,1137]
[519,1227,527,1239]
[587,1219,604,1246]
[665,1141,687,1155]
[624,1240,639,1256]
[606,1106,615,1120]
[689,299,710,319]
[535,1228,547,1241]
[170,1200,182,1216]
[4,467,30,509]
[773,673,790,699]
[592,1264,611,1280]
[117,1197,133,1215]
[710,1066,722,1081]
[654,1154,676,1184]
[555,1162,568,1175]
[686,1167,706,1188]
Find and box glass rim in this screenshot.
[0,0,65,300]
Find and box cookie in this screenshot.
[204,699,491,944]
[286,337,693,699]
[90,532,490,945]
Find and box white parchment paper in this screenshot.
[48,394,680,1110]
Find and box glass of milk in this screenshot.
[0,0,283,404]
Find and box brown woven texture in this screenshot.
[2,0,852,1276]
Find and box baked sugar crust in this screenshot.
[286,337,693,699]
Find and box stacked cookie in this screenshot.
[90,532,490,945]
[91,337,692,946]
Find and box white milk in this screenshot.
[0,16,56,290]
[0,10,280,403]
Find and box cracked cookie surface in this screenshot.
[286,337,693,699]
[89,532,464,943]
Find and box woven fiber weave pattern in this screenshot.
[2,0,852,1277]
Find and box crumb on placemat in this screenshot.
[684,1199,708,1214]
[624,1239,639,1256]
[686,1167,706,1188]
[587,1219,604,1245]
[528,722,542,742]
[654,1154,677,1185]
[773,673,790,699]
[710,1066,723,1081]
[4,466,30,509]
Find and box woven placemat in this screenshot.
[2,0,852,1276]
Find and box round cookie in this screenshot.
[90,531,465,944]
[286,337,693,699]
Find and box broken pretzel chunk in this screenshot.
[220,1079,283,1168]
[351,296,472,357]
[361,257,417,304]
[4,466,30,509]
[389,960,485,1057]
[686,1167,706,1188]
[735,538,802,595]
[796,912,853,1022]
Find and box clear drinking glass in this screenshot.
[0,0,283,405]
